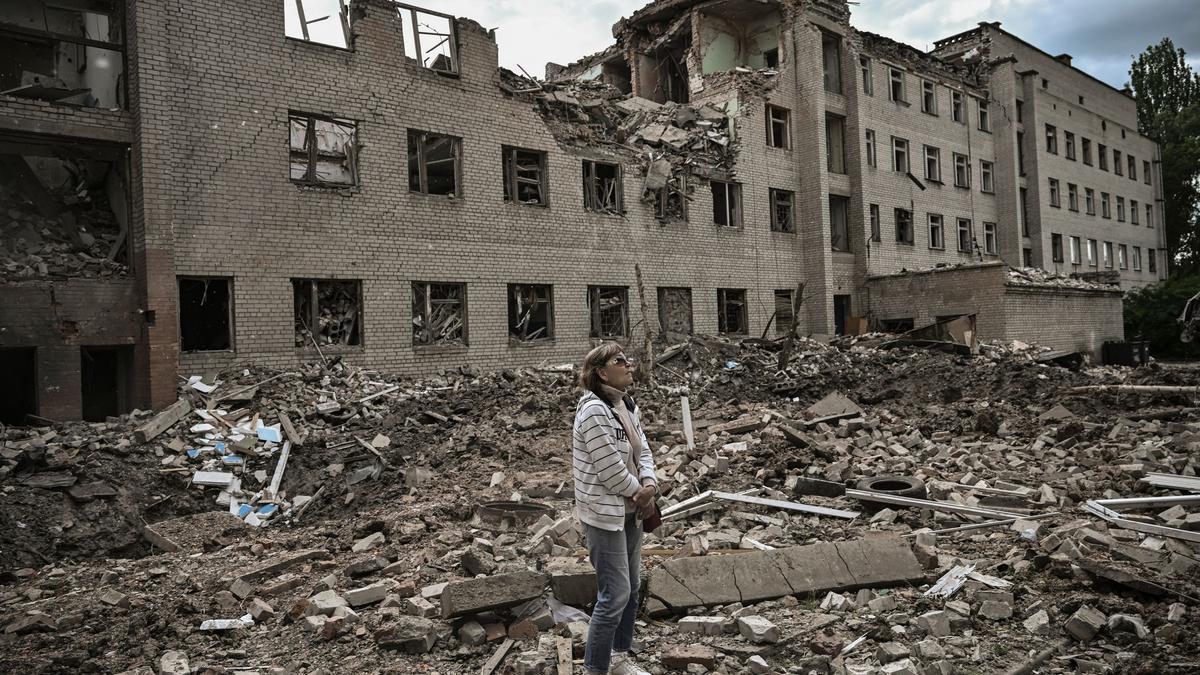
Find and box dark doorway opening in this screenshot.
[81,345,132,421]
[834,294,851,335]
[0,348,37,424]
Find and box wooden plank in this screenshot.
[279,412,302,446]
[135,398,192,443]
[555,635,573,675]
[480,638,515,675]
[710,490,859,519]
[268,441,292,497]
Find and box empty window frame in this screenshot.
[957,217,972,252]
[921,80,937,115]
[770,188,794,233]
[1149,248,1157,273]
[1087,238,1098,267]
[928,213,945,249]
[830,195,849,251]
[1020,187,1029,235]
[1051,233,1064,263]
[826,114,846,174]
[412,282,466,346]
[1085,187,1096,215]
[408,129,461,195]
[1113,149,1123,175]
[976,97,990,131]
[766,105,791,149]
[980,160,994,193]
[179,277,232,352]
[582,160,624,214]
[859,56,873,95]
[924,145,941,182]
[1118,244,1128,269]
[1103,241,1113,268]
[953,153,970,188]
[1048,178,1060,207]
[396,3,458,74]
[1045,124,1057,154]
[717,288,748,335]
[285,0,350,49]
[502,146,548,205]
[1098,144,1109,171]
[821,31,842,94]
[1017,131,1026,175]
[1131,199,1139,224]
[1069,235,1082,264]
[658,287,693,336]
[652,171,688,222]
[865,129,877,168]
[1128,155,1137,180]
[508,284,553,342]
[1143,160,1152,185]
[869,203,881,242]
[773,290,794,335]
[1065,131,1076,160]
[588,286,628,338]
[1082,137,1092,165]
[1067,183,1078,211]
[711,180,743,227]
[951,91,964,123]
[1016,99,1023,123]
[294,279,361,347]
[892,137,909,172]
[984,222,998,255]
[1132,246,1142,271]
[895,208,913,244]
[289,113,358,186]
[1116,196,1125,222]
[1101,192,1111,218]
[888,68,905,102]
[1146,203,1154,227]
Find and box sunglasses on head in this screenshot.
[609,355,635,366]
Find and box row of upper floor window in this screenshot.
[1038,124,1153,185]
[285,1,460,75]
[178,277,791,354]
[831,196,999,257]
[864,130,996,192]
[1048,235,1159,274]
[1043,177,1154,226]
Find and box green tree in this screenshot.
[1124,274,1200,358]
[1129,38,1200,272]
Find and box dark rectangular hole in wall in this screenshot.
[0,348,37,424]
[80,345,131,421]
[179,277,231,351]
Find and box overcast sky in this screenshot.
[427,0,1200,87]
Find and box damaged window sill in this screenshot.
[509,338,556,348]
[298,345,364,354]
[182,349,236,355]
[285,37,354,53]
[505,201,550,209]
[291,181,360,195]
[413,343,469,354]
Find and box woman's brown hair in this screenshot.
[579,342,624,393]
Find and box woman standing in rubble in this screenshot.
[572,342,658,675]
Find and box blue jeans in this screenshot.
[583,514,642,673]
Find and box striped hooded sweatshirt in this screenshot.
[571,388,656,531]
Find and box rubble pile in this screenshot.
[1007,267,1120,291]
[1,336,1199,673]
[0,162,128,281]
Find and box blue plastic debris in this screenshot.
[221,455,243,465]
[257,427,282,443]
[256,504,278,518]
[214,441,227,454]
[237,504,253,518]
[724,360,741,370]
[185,449,200,459]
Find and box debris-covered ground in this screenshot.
[1,334,1198,674]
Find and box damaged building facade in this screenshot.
[0,0,1166,421]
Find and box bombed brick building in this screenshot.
[0,0,1167,422]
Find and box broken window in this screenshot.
[953,153,970,188]
[1065,132,1076,160]
[865,129,877,167]
[766,105,790,149]
[957,218,972,252]
[1051,233,1064,263]
[0,0,126,109]
[1114,149,1123,176]
[1144,160,1152,185]
[1099,144,1109,171]
[408,129,461,196]
[825,114,846,174]
[711,180,742,228]
[508,284,553,342]
[502,146,548,205]
[770,188,794,233]
[1131,199,1139,224]
[888,68,905,103]
[285,0,350,49]
[1101,192,1111,218]
[1118,244,1128,269]
[870,204,881,242]
[1088,239,1098,267]
[1103,241,1113,269]
[1128,155,1137,181]
[976,98,990,131]
[657,287,692,337]
[895,208,913,244]
[412,282,466,346]
[1116,196,1126,222]
[829,195,849,252]
[924,145,941,182]
[1149,248,1157,273]
[717,288,747,335]
[649,169,687,223]
[860,56,873,95]
[0,348,37,425]
[980,160,994,193]
[582,160,624,214]
[396,3,458,74]
[951,91,964,123]
[928,213,944,250]
[289,113,358,186]
[588,286,628,338]
[1069,235,1082,264]
[1086,188,1096,215]
[892,137,909,173]
[773,290,794,335]
[180,278,232,352]
[763,48,779,68]
[293,279,361,347]
[821,32,842,94]
[984,222,998,255]
[1082,137,1093,165]
[1045,124,1058,154]
[1048,178,1060,207]
[1068,183,1078,211]
[921,80,937,115]
[1146,203,1153,227]
[1132,246,1141,271]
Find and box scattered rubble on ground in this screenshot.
[1,334,1198,673]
